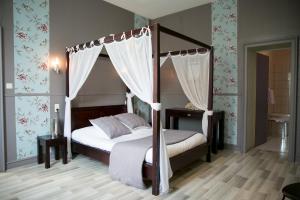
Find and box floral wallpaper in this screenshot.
[212,0,238,145]
[15,96,50,159]
[134,14,149,29]
[212,0,238,94]
[13,0,50,160]
[213,96,238,144]
[14,0,49,93]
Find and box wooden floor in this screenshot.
[0,148,299,200]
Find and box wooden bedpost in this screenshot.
[207,46,214,162]
[66,50,70,98]
[152,23,160,196]
[65,50,70,154]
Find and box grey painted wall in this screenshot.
[49,0,132,109]
[0,0,4,171]
[0,26,5,171]
[238,0,300,159]
[154,4,211,132]
[1,0,133,165]
[1,0,15,167]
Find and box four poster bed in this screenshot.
[64,23,214,196]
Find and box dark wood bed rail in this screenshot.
[71,140,208,182]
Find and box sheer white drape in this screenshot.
[104,30,171,194]
[125,55,169,113]
[160,55,169,67]
[64,45,103,157]
[171,53,212,136]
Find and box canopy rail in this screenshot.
[99,48,208,59]
[99,53,109,58]
[159,26,212,50]
[160,48,208,57]
[66,27,152,54]
[66,24,212,54]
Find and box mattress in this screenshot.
[72,126,207,163]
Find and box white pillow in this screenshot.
[89,116,131,139]
[89,122,111,139]
[114,113,150,129]
[72,126,110,140]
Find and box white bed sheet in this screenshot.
[72,126,207,163]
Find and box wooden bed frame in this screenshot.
[66,23,214,195]
[71,105,210,181]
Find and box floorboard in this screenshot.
[0,148,298,200]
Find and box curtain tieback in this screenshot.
[65,96,70,103]
[204,110,213,116]
[151,103,161,111]
[126,92,135,98]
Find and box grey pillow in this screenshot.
[89,116,131,139]
[114,113,150,129]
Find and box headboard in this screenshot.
[71,105,127,131]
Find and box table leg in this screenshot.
[165,114,170,129]
[61,143,67,164]
[37,139,43,164]
[218,112,225,150]
[55,145,60,160]
[206,145,211,162]
[212,120,218,154]
[174,117,179,130]
[45,145,50,169]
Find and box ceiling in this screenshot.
[104,0,212,19]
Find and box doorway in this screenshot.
[244,39,297,161]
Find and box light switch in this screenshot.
[6,83,13,89]
[54,104,60,112]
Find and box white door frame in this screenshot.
[243,38,298,162]
[0,27,5,171]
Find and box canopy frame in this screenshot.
[65,23,214,196]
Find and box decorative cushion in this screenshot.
[114,113,150,129]
[89,116,131,139]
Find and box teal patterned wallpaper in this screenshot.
[13,0,50,160]
[213,96,238,144]
[15,96,50,159]
[134,14,149,29]
[212,0,238,145]
[14,0,49,93]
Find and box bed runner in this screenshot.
[109,129,197,189]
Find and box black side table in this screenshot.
[37,135,67,168]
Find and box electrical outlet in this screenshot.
[54,104,60,112]
[6,83,13,89]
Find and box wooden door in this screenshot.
[255,53,269,146]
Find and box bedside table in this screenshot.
[165,108,225,154]
[37,135,67,168]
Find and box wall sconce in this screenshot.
[51,58,60,74]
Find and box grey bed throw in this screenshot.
[109,129,198,189]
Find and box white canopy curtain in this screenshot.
[125,55,169,113]
[104,28,172,194]
[171,52,212,137]
[64,45,103,158]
